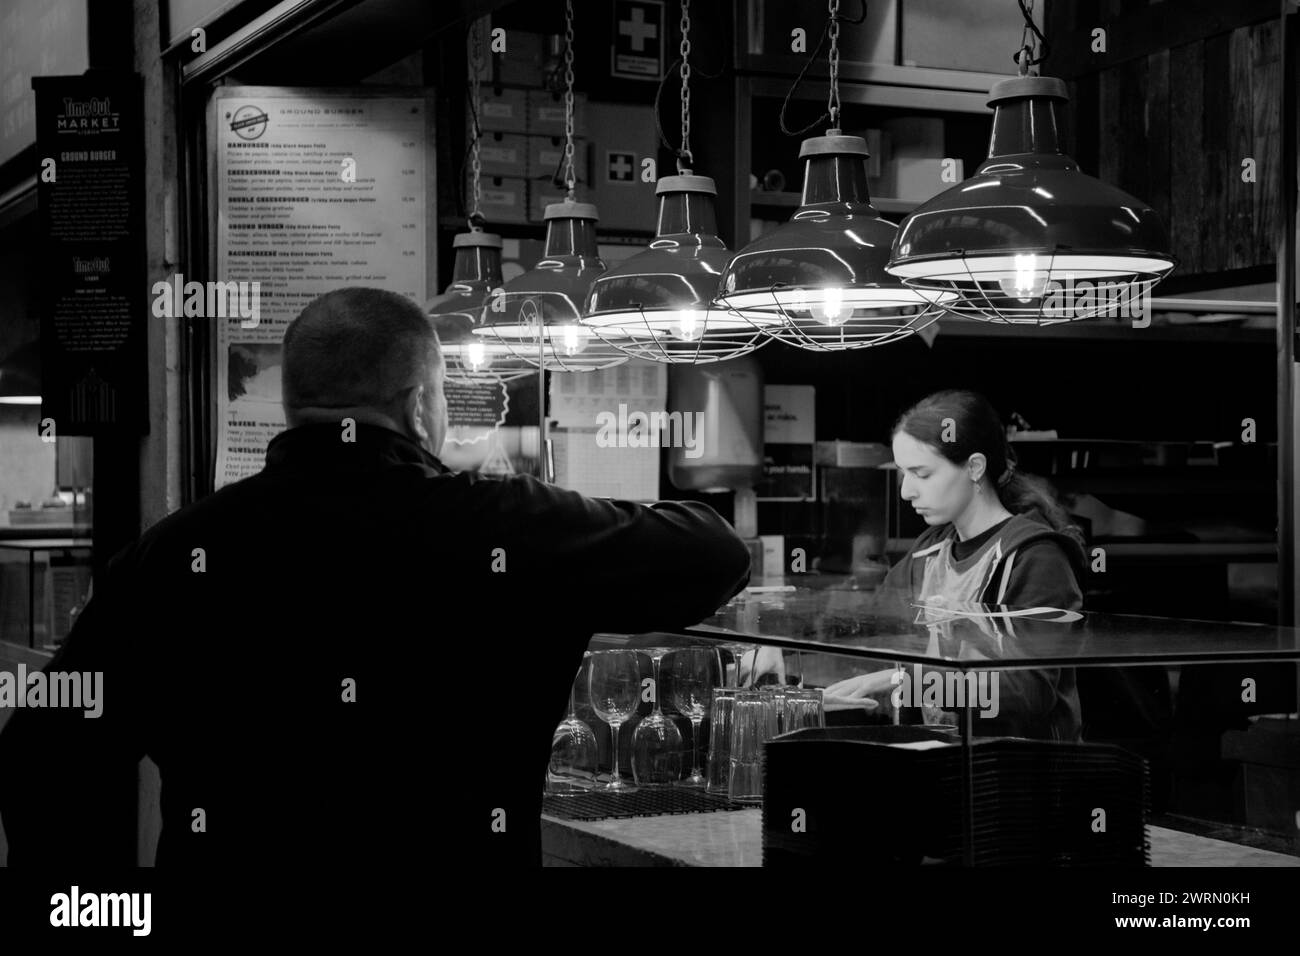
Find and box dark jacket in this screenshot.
[877,512,1086,740]
[0,423,750,869]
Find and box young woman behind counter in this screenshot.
[822,389,1088,740]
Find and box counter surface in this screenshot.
[541,810,1300,867]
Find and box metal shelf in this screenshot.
[932,316,1275,344]
[749,189,917,214]
[743,60,1005,114]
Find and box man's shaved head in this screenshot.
[283,287,440,410]
[282,287,447,454]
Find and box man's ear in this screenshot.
[405,384,430,442]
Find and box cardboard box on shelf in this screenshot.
[468,18,549,87]
[814,441,892,468]
[901,0,1033,75]
[881,116,944,158]
[475,175,529,224]
[477,131,529,177]
[527,135,588,184]
[476,87,528,133]
[492,30,545,86]
[587,100,658,232]
[881,157,964,203]
[529,181,568,224]
[528,89,586,136]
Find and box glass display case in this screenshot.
[552,582,1300,866]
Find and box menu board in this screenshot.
[212,87,432,488]
[33,71,148,433]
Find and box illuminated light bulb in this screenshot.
[557,323,587,356]
[996,254,1050,302]
[819,286,845,325]
[464,341,492,372]
[673,309,703,342]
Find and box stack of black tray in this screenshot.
[762,726,1149,866]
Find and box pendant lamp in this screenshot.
[471,0,629,372]
[715,130,949,351]
[713,0,948,350]
[581,0,775,363]
[885,47,1175,322]
[427,229,533,383]
[474,201,629,372]
[583,173,777,362]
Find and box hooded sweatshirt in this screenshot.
[875,510,1087,740]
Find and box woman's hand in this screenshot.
[821,669,896,711]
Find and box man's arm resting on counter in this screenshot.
[469,475,751,634]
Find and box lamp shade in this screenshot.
[427,230,533,383]
[474,201,628,372]
[715,131,947,351]
[886,76,1176,323]
[0,340,40,405]
[582,173,776,363]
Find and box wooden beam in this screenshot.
[1046,0,1279,78]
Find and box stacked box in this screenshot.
[475,175,528,224]
[527,90,586,136]
[527,136,589,185]
[476,87,527,133]
[477,131,528,176]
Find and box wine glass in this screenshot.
[669,647,719,787]
[719,642,758,688]
[547,654,599,793]
[632,647,684,787]
[587,650,642,791]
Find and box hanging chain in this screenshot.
[679,0,692,170]
[827,0,841,129]
[1015,0,1046,74]
[1018,0,1034,74]
[468,17,485,225]
[563,0,576,198]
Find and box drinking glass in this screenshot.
[587,649,642,791]
[759,685,786,737]
[631,647,683,787]
[728,690,768,804]
[668,647,719,787]
[718,642,759,688]
[783,687,826,732]
[547,654,599,793]
[706,688,739,794]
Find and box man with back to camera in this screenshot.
[0,287,751,872]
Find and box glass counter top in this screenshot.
[664,585,1300,671]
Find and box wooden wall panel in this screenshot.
[1228,25,1256,270]
[1067,8,1282,280]
[1201,32,1231,272]
[1145,48,1170,238]
[1168,41,1204,275]
[1252,17,1282,266]
[1117,55,1150,209]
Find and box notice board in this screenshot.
[209,87,435,488]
